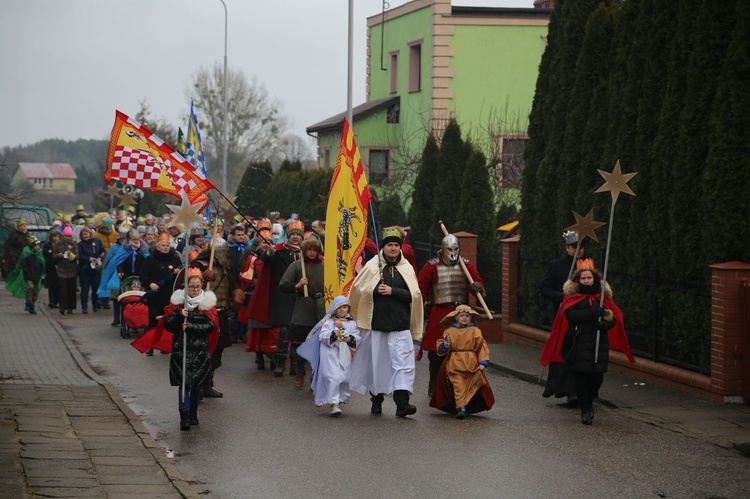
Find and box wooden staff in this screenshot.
[204,220,219,292]
[438,220,493,320]
[300,251,309,298]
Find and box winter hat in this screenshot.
[62,227,74,237]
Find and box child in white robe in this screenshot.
[297,295,360,416]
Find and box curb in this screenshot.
[39,304,201,498]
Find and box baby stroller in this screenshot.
[117,276,150,339]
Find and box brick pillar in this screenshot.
[501,237,520,343]
[709,261,750,403]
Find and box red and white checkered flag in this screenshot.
[105,111,215,202]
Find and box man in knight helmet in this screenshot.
[417,233,485,397]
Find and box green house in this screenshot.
[307,0,551,196]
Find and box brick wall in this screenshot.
[709,262,750,402]
[499,237,750,403]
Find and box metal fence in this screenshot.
[517,248,712,375]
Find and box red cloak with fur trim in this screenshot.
[540,292,635,366]
[131,290,220,355]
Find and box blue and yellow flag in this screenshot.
[185,100,212,218]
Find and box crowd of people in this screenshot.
[3,202,633,429]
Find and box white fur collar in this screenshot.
[563,280,613,298]
[170,289,217,310]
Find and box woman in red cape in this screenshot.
[540,260,634,425]
[132,269,219,430]
[239,229,279,370]
[132,281,219,357]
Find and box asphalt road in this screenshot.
[62,312,750,498]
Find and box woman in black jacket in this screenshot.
[139,234,182,330]
[42,230,61,308]
[164,270,218,430]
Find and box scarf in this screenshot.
[184,290,205,311]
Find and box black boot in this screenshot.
[393,390,416,418]
[28,304,36,315]
[24,302,30,312]
[180,411,191,431]
[370,393,384,415]
[256,352,265,370]
[274,353,287,377]
[189,408,199,426]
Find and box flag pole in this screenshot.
[181,243,189,401]
[347,0,353,126]
[369,201,383,283]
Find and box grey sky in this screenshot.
[1,0,533,155]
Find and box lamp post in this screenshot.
[218,0,229,195]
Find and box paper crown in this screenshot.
[234,214,244,223]
[563,230,579,245]
[576,258,595,271]
[381,226,403,247]
[187,267,203,279]
[75,204,85,211]
[287,220,305,235]
[157,233,171,243]
[27,235,40,246]
[15,218,27,227]
[100,217,113,229]
[255,219,272,232]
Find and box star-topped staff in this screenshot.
[165,193,206,231]
[565,208,606,280]
[106,183,121,211]
[118,190,136,210]
[593,159,637,362]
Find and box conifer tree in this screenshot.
[235,160,273,217]
[458,146,500,308]
[704,0,750,263]
[669,0,737,280]
[433,119,466,236]
[649,1,696,280]
[279,159,302,173]
[378,191,408,228]
[409,132,439,242]
[557,3,616,231]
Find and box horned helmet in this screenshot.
[441,234,460,265]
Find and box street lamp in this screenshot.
[218,0,229,195]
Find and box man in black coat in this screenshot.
[540,230,587,405]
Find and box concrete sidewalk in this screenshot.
[0,287,200,498]
[487,341,750,457]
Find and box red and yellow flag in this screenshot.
[105,110,214,203]
[324,118,372,304]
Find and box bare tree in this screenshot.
[187,64,291,183]
[273,134,315,163]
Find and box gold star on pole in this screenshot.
[106,183,121,199]
[165,194,205,229]
[567,208,606,243]
[118,191,136,209]
[595,160,637,204]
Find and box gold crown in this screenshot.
[382,226,402,240]
[287,220,305,235]
[255,219,272,231]
[187,267,203,279]
[576,258,595,271]
[157,232,171,243]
